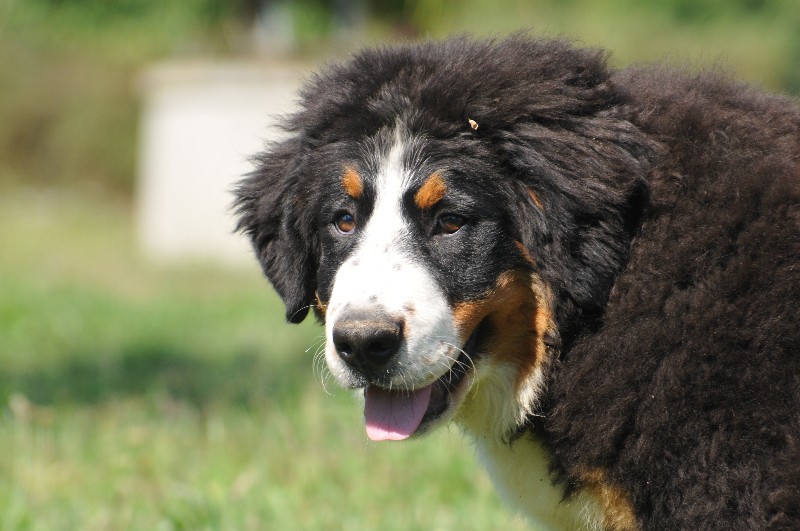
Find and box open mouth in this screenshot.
[362,321,486,441]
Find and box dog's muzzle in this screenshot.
[331,308,404,381]
[329,306,482,442]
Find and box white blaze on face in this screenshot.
[324,131,458,389]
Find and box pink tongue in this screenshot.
[364,384,433,441]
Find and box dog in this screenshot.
[234,36,799,530]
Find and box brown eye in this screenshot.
[334,212,356,234]
[437,213,466,235]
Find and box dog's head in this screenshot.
[235,37,654,441]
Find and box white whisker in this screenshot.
[312,343,334,396]
[289,304,317,322]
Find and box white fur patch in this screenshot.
[323,128,598,528]
[471,430,603,531]
[325,130,459,389]
[456,362,544,441]
[455,361,601,530]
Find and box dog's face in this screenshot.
[312,127,554,440]
[235,38,652,442]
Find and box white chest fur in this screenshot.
[469,432,603,531]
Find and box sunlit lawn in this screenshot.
[0,189,528,530]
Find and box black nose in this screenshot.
[332,311,403,371]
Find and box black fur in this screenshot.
[234,36,800,529]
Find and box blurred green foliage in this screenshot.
[0,0,797,195]
[0,0,254,194]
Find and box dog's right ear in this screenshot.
[233,138,315,323]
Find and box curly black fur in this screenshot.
[544,65,800,530]
[234,36,800,529]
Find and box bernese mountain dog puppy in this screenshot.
[234,36,799,530]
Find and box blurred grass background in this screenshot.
[1,0,798,529]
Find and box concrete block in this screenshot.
[136,61,307,264]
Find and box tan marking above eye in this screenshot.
[342,165,363,199]
[414,171,447,210]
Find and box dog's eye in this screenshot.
[334,212,356,235]
[437,213,466,235]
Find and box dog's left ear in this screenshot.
[234,138,315,323]
[499,118,655,323]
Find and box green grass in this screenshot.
[0,189,528,530]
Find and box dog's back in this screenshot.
[545,68,800,530]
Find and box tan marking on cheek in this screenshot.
[452,270,556,393]
[414,172,447,210]
[314,292,328,317]
[341,165,363,199]
[580,469,639,531]
[534,304,552,344]
[452,300,486,343]
[528,188,544,210]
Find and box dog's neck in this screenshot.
[466,428,603,530]
[455,368,603,530]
